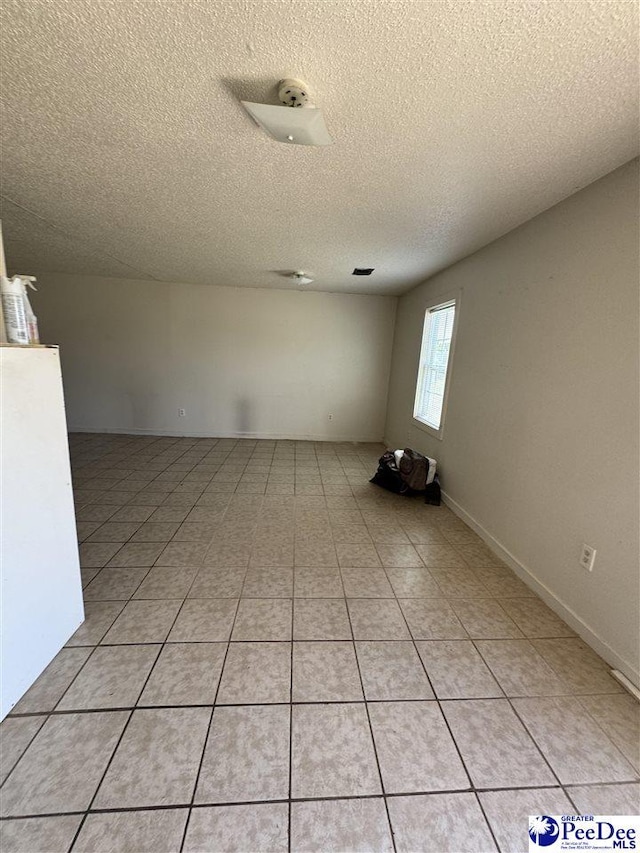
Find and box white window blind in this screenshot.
[413,300,456,431]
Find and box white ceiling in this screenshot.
[1,0,638,296]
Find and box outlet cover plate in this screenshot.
[580,543,596,572]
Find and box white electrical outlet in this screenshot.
[328,413,333,421]
[580,543,596,572]
[178,408,186,417]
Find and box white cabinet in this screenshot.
[0,345,84,719]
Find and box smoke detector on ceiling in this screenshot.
[241,79,332,147]
[288,271,314,285]
[277,79,311,108]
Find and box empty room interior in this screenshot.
[0,1,639,852]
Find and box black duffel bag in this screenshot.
[370,448,441,505]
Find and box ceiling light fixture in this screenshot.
[242,79,332,147]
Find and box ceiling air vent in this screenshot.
[353,268,374,275]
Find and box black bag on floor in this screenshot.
[370,448,441,505]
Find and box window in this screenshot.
[413,298,458,437]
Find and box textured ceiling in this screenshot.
[1,0,638,295]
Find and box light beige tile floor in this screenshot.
[1,433,638,852]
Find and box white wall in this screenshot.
[385,159,640,684]
[34,275,397,442]
[1,346,84,718]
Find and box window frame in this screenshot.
[412,294,460,440]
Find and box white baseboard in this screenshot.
[68,425,385,443]
[441,489,640,691]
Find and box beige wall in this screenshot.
[385,159,640,683]
[35,275,397,442]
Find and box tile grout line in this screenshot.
[64,706,134,850]
[0,714,51,794]
[388,547,636,833]
[55,620,161,712]
[570,696,640,775]
[287,538,296,853]
[393,589,482,793]
[6,685,634,720]
[472,791,502,853]
[386,581,505,851]
[31,631,613,648]
[507,684,638,798]
[3,781,638,824]
[431,618,603,827]
[176,580,244,852]
[470,638,638,790]
[343,589,399,853]
[66,580,192,852]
